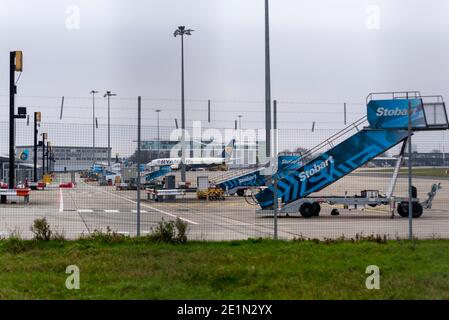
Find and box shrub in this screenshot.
[80,226,127,244]
[147,218,189,244]
[31,218,52,241]
[29,218,66,242]
[174,218,188,244]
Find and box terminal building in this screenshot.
[0,154,35,185]
[369,152,449,167]
[408,152,449,167]
[16,146,111,172]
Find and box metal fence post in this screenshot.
[273,99,278,240]
[408,100,413,240]
[344,102,347,125]
[137,96,142,237]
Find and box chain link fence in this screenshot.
[0,96,448,241]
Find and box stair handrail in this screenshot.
[277,116,368,174]
[211,167,263,184]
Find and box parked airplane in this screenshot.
[146,139,235,171]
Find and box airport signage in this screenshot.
[367,98,427,129]
[278,155,303,171]
[19,149,30,161]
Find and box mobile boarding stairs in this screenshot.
[142,165,172,184]
[255,92,449,218]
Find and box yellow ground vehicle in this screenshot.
[196,188,225,201]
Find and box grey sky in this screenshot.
[1,0,448,155]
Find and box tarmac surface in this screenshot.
[0,171,448,240]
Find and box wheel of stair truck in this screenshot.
[299,202,315,218]
[312,202,321,216]
[244,188,258,205]
[331,208,340,216]
[397,202,423,218]
[236,189,245,197]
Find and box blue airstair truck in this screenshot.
[143,165,172,184]
[255,92,449,218]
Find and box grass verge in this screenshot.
[0,238,448,299]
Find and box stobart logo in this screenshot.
[299,156,334,182]
[238,175,256,184]
[376,107,414,117]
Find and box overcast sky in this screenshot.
[1,0,448,155]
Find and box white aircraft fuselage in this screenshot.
[147,157,227,170]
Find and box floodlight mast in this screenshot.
[90,90,98,165]
[174,26,194,183]
[104,91,117,167]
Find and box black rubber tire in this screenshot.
[236,189,245,197]
[300,203,315,218]
[397,202,424,218]
[331,208,340,216]
[397,202,407,217]
[312,202,321,216]
[413,202,424,218]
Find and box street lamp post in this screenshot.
[174,26,194,183]
[90,90,98,165]
[8,51,26,189]
[156,109,161,159]
[42,132,47,176]
[46,141,51,173]
[33,112,41,182]
[265,0,272,160]
[9,52,16,189]
[104,91,117,167]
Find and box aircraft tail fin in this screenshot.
[222,139,235,160]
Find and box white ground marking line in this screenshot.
[78,180,199,225]
[100,189,199,225]
[104,209,120,213]
[78,179,196,225]
[217,216,254,226]
[77,209,94,213]
[132,210,148,213]
[59,188,64,213]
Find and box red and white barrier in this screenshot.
[59,182,76,189]
[0,188,31,204]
